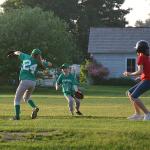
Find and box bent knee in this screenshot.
[126,91,138,101]
[23,96,29,102]
[130,95,138,101]
[126,91,131,97]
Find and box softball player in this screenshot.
[55,63,82,116]
[12,49,52,120]
[123,40,150,121]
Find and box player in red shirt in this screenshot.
[123,40,150,121]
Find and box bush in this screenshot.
[80,61,88,83]
[80,59,109,84]
[79,60,136,86]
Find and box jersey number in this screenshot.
[23,60,37,74]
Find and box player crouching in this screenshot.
[55,63,83,116]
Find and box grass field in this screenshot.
[0,85,150,150]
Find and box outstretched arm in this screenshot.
[7,50,21,58]
[123,65,143,77]
[43,61,52,67]
[14,51,22,56]
[40,56,52,68]
[55,75,62,90]
[55,82,59,90]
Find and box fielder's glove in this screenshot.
[74,90,84,99]
[7,50,16,58]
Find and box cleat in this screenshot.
[31,107,39,119]
[76,111,83,115]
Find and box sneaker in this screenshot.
[143,112,150,121]
[10,116,20,120]
[76,111,83,115]
[127,114,143,121]
[31,107,39,119]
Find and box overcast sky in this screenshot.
[122,0,150,26]
[0,0,4,5]
[0,0,150,26]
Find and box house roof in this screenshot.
[88,27,150,54]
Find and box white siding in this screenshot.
[92,53,136,78]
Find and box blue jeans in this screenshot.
[128,80,150,99]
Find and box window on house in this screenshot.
[126,58,136,72]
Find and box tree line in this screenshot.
[0,0,130,82]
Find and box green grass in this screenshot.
[0,85,150,150]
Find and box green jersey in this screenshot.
[19,53,48,81]
[56,73,78,95]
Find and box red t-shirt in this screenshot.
[137,53,150,80]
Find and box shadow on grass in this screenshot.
[0,115,126,120]
[38,115,126,120]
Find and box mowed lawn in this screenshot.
[0,85,150,150]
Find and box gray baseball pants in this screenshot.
[64,95,80,112]
[14,80,36,105]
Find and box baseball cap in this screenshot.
[60,63,70,69]
[31,48,41,55]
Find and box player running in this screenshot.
[55,63,83,116]
[11,49,52,120]
[123,40,150,121]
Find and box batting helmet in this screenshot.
[135,40,149,56]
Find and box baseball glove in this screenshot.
[7,50,16,58]
[74,91,84,99]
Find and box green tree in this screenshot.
[77,0,130,51]
[135,19,150,27]
[2,0,130,59]
[0,7,77,81]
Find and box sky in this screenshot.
[0,0,150,26]
[0,0,5,5]
[122,0,150,26]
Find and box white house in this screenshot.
[88,27,150,78]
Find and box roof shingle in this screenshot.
[88,27,150,53]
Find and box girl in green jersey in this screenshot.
[56,64,83,116]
